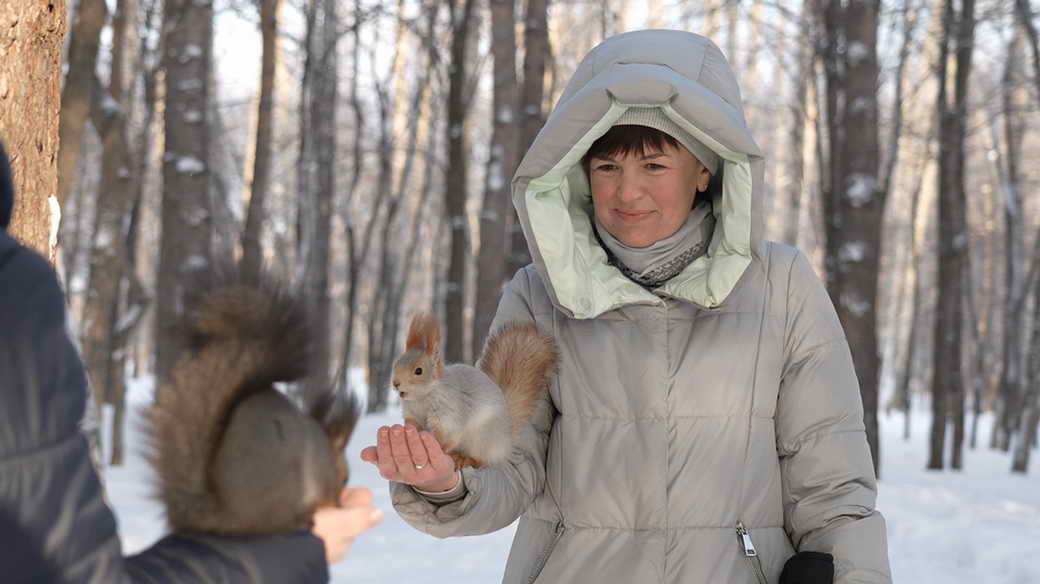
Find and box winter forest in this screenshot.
[1,0,1039,581]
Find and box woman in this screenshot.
[362,30,891,584]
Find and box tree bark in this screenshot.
[1011,259,1040,472]
[81,0,139,465]
[813,0,884,478]
[1010,0,1040,473]
[240,0,282,279]
[929,0,975,470]
[894,128,932,441]
[474,0,521,358]
[156,0,214,383]
[56,0,107,211]
[997,30,1026,451]
[303,0,338,391]
[508,0,550,276]
[366,10,406,411]
[0,0,66,258]
[783,1,811,247]
[443,0,477,364]
[948,0,977,469]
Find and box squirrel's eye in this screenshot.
[414,367,423,375]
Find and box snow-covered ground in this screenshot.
[104,378,1038,583]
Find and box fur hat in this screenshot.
[0,141,13,231]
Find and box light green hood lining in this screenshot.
[525,102,752,319]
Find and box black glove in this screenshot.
[780,551,834,584]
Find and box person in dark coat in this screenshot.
[0,140,377,583]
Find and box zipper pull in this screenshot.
[736,522,758,557]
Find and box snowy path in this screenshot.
[104,381,1038,583]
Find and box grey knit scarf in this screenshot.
[594,201,715,289]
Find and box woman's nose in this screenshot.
[617,172,644,203]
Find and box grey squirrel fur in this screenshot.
[145,268,358,536]
[391,314,558,469]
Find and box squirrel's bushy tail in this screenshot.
[478,322,558,440]
[145,272,310,533]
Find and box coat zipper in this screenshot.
[737,522,768,584]
[527,521,565,584]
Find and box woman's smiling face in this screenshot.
[588,138,711,248]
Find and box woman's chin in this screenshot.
[612,229,658,248]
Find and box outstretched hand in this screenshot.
[361,425,460,493]
[312,487,383,564]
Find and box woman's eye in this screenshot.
[414,367,423,375]
[646,163,666,170]
[594,164,617,172]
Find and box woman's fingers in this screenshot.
[388,425,418,481]
[404,426,430,468]
[360,446,377,464]
[312,494,383,564]
[363,425,459,489]
[340,486,373,508]
[375,426,398,480]
[420,431,455,474]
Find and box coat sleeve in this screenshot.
[389,266,556,537]
[125,531,328,583]
[775,250,892,584]
[0,240,329,584]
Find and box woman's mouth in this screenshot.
[614,209,654,222]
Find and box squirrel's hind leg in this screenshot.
[449,452,483,469]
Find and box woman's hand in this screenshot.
[312,487,383,564]
[360,424,460,493]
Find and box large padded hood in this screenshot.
[511,29,766,318]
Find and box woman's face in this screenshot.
[589,141,711,248]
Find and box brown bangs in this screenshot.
[582,125,680,173]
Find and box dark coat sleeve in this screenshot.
[0,234,329,584]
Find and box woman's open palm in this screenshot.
[361,424,459,493]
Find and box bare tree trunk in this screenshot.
[57,0,107,212]
[366,6,436,411]
[129,0,163,380]
[783,1,811,246]
[948,0,977,469]
[813,0,884,478]
[474,0,521,358]
[930,0,975,470]
[81,0,139,465]
[509,0,550,276]
[156,0,214,383]
[997,29,1026,452]
[366,17,403,410]
[725,0,739,63]
[240,0,282,278]
[304,0,338,391]
[1011,0,1040,473]
[0,0,66,258]
[443,0,477,364]
[295,0,317,275]
[894,131,932,441]
[965,240,987,451]
[1011,262,1040,472]
[334,0,390,410]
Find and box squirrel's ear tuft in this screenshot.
[405,313,441,355]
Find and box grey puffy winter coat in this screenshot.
[391,29,891,584]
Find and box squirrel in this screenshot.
[145,268,358,536]
[390,313,559,469]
